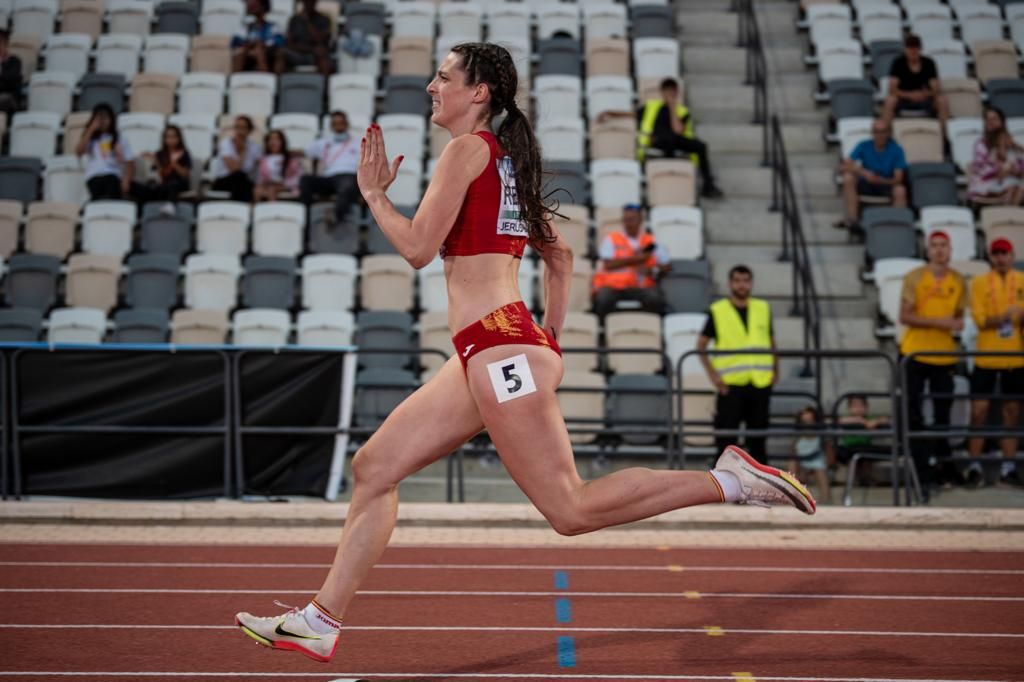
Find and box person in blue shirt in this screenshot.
[836,118,908,231]
[232,0,284,73]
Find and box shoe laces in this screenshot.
[249,600,301,623]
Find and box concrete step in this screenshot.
[777,316,880,351]
[682,46,747,75]
[710,261,864,300]
[707,243,866,265]
[714,165,773,198]
[677,11,739,45]
[703,198,781,243]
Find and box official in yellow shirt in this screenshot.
[899,231,966,498]
[966,238,1024,484]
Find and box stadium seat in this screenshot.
[538,117,585,162]
[0,308,44,341]
[828,79,875,121]
[537,35,582,78]
[327,73,376,119]
[232,308,291,346]
[920,206,978,261]
[986,79,1024,119]
[112,308,170,343]
[119,111,165,158]
[585,37,631,78]
[241,255,296,310]
[228,72,277,116]
[538,256,592,313]
[1009,2,1024,55]
[106,0,152,36]
[924,40,967,80]
[980,206,1024,255]
[662,259,711,314]
[65,253,121,313]
[908,3,953,46]
[140,207,192,257]
[28,71,74,116]
[386,163,422,206]
[391,1,435,38]
[585,75,634,120]
[387,36,433,78]
[486,3,530,43]
[82,200,135,257]
[353,367,417,430]
[95,34,142,80]
[863,206,918,267]
[868,39,902,82]
[5,252,61,309]
[439,1,482,41]
[171,308,229,344]
[125,253,180,310]
[179,73,227,115]
[0,157,42,204]
[555,311,599,372]
[10,111,60,159]
[297,309,355,347]
[946,117,984,172]
[155,1,199,35]
[190,34,232,74]
[892,118,944,164]
[972,41,1020,84]
[858,4,901,45]
[144,33,190,76]
[957,4,1004,46]
[583,2,626,40]
[377,113,427,162]
[536,3,580,41]
[646,159,696,207]
[663,312,708,376]
[605,311,663,374]
[60,0,104,41]
[184,253,241,311]
[354,310,415,368]
[551,204,591,257]
[907,162,959,210]
[359,255,415,311]
[592,159,641,208]
[942,77,984,119]
[78,73,127,114]
[416,309,453,373]
[630,4,674,39]
[200,0,244,37]
[0,200,22,257]
[344,1,386,36]
[48,307,107,344]
[12,0,57,40]
[816,39,863,85]
[278,73,325,115]
[534,74,582,125]
[544,161,589,206]
[251,202,305,258]
[874,257,924,330]
[130,73,178,115]
[650,205,703,260]
[197,201,250,256]
[589,116,636,161]
[606,373,671,445]
[43,155,86,205]
[807,3,851,49]
[381,75,431,116]
[558,370,605,444]
[168,112,217,162]
[43,33,91,79]
[24,200,77,259]
[307,203,361,255]
[301,253,356,311]
[337,33,381,78]
[632,37,679,81]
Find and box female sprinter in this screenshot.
[236,42,816,663]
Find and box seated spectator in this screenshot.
[254,129,303,202]
[0,29,22,117]
[964,238,1024,487]
[276,0,332,76]
[598,78,724,199]
[835,394,891,464]
[300,110,360,223]
[134,124,193,207]
[232,0,284,73]
[835,118,908,230]
[212,115,262,202]
[899,231,966,501]
[76,103,135,201]
[591,203,672,318]
[968,107,1024,207]
[789,406,831,506]
[882,34,948,127]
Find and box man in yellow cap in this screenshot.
[964,237,1024,486]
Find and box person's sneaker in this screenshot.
[714,445,817,514]
[158,202,176,216]
[962,462,985,489]
[235,601,339,663]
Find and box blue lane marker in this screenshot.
[555,598,572,623]
[557,636,577,668]
[554,570,569,590]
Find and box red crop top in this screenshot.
[440,130,527,259]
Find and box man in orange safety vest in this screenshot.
[591,204,672,318]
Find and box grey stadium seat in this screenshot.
[382,76,431,116]
[863,207,918,264]
[112,308,170,343]
[307,202,361,255]
[869,40,903,81]
[142,201,194,224]
[125,253,181,310]
[543,161,589,206]
[0,308,44,341]
[537,37,582,78]
[78,73,126,114]
[241,255,297,310]
[0,157,42,204]
[354,310,414,368]
[631,5,674,39]
[278,74,325,115]
[5,253,62,310]
[907,162,958,210]
[353,367,417,431]
[828,79,875,121]
[606,374,672,446]
[661,259,711,313]
[986,79,1024,118]
[344,2,386,36]
[365,204,413,255]
[141,211,193,256]
[155,2,199,35]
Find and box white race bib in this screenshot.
[486,354,537,403]
[496,157,528,237]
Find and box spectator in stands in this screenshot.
[598,78,724,199]
[789,406,831,506]
[300,110,360,224]
[0,30,22,117]
[77,103,135,201]
[696,265,778,464]
[835,393,890,464]
[135,124,193,206]
[276,0,332,76]
[232,0,284,73]
[591,204,672,318]
[212,115,262,202]
[882,34,948,128]
[964,238,1024,487]
[835,118,908,230]
[967,107,1024,206]
[254,129,303,202]
[899,231,966,501]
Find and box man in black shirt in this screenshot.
[882,33,948,127]
[0,30,23,118]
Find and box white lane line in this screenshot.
[0,623,1021,638]
[1,587,1021,603]
[0,561,1020,576]
[0,674,1017,682]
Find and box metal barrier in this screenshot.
[674,349,904,504]
[737,0,768,166]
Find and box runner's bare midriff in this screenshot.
[444,252,523,333]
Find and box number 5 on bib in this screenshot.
[486,354,538,403]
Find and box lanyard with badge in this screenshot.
[323,134,353,170]
[989,270,1022,339]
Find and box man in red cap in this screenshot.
[899,230,966,500]
[965,237,1024,486]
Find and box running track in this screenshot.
[1,544,1022,682]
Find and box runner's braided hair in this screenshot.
[450,42,558,248]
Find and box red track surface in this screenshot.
[1,543,1022,681]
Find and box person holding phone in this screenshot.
[591,203,672,318]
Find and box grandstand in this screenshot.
[0,0,1020,504]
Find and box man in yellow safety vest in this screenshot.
[591,204,672,318]
[696,265,778,464]
[598,77,723,199]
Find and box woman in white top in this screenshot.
[75,103,135,201]
[212,115,263,202]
